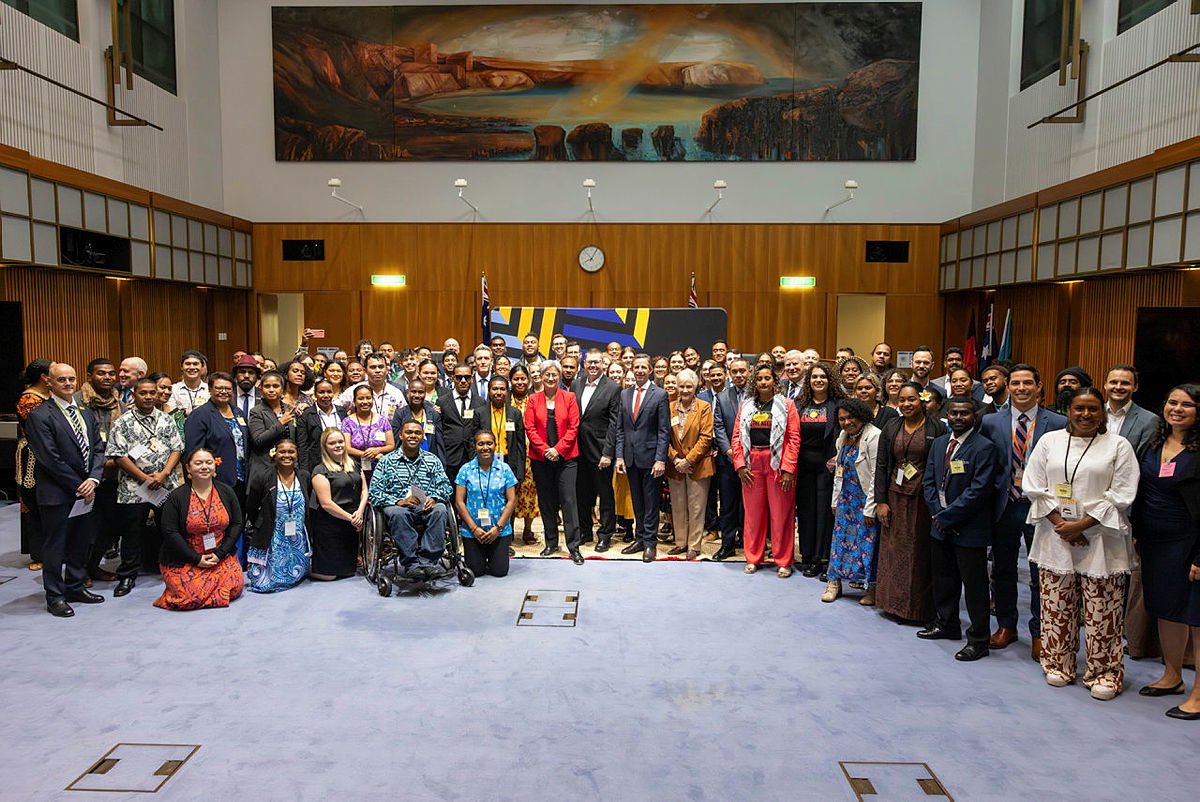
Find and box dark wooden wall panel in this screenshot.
[1,267,118,372]
[254,222,943,356]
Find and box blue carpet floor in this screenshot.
[0,503,1195,800]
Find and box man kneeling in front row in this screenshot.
[368,421,453,580]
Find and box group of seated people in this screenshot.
[13,334,1199,719]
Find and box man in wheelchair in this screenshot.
[367,420,454,580]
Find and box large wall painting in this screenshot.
[273,3,921,162]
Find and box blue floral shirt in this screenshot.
[455,457,517,539]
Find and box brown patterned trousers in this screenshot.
[1038,569,1128,691]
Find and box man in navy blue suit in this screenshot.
[921,396,999,661]
[615,354,671,562]
[978,363,1066,659]
[25,362,107,617]
[710,357,750,560]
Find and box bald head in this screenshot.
[48,362,78,401]
[119,357,147,388]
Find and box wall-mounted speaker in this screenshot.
[282,240,325,261]
[865,240,910,263]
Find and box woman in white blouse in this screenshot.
[1025,387,1138,700]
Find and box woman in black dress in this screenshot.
[794,363,847,577]
[308,427,368,580]
[1134,383,1200,719]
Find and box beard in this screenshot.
[1055,388,1075,413]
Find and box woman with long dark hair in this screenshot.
[16,359,52,570]
[795,363,848,578]
[1133,383,1200,718]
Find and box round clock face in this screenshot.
[579,245,605,272]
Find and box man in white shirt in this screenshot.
[169,351,209,415]
[116,356,147,408]
[337,353,405,420]
[1103,364,1158,456]
[780,350,805,400]
[232,355,262,422]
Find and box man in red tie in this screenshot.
[614,354,671,562]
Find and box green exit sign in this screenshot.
[371,274,407,287]
[780,276,816,289]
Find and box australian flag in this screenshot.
[481,272,491,345]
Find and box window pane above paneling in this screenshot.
[987,221,1001,254]
[1,215,32,262]
[1155,166,1186,217]
[1076,236,1099,274]
[171,215,188,248]
[1102,185,1127,230]
[1183,213,1200,263]
[219,228,233,258]
[1129,177,1154,223]
[203,223,218,255]
[153,210,171,245]
[57,185,82,228]
[1001,216,1018,251]
[1188,162,1200,211]
[130,204,149,240]
[1079,192,1102,234]
[131,241,150,277]
[83,192,106,232]
[106,198,129,237]
[30,179,55,222]
[1000,249,1016,284]
[1126,223,1151,268]
[1100,231,1124,270]
[0,167,29,216]
[188,219,203,251]
[1057,240,1077,276]
[1039,205,1058,242]
[1059,198,1079,238]
[1037,243,1056,279]
[32,222,57,266]
[1151,217,1183,266]
[1016,247,1033,283]
[1018,211,1035,247]
[973,225,987,256]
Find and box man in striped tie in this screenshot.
[979,363,1066,660]
[26,362,107,617]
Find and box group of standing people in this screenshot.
[13,335,1200,720]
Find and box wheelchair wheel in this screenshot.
[376,577,391,597]
[362,508,383,583]
[457,566,475,587]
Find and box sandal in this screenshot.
[744,563,759,574]
[522,531,538,545]
[28,562,42,571]
[777,566,793,578]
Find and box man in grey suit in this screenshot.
[26,362,107,617]
[711,357,750,560]
[1103,364,1159,457]
[615,354,671,562]
[979,363,1066,659]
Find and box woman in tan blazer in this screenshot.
[666,369,715,560]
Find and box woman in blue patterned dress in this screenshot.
[244,439,311,592]
[823,399,882,605]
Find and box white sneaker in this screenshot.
[1046,671,1070,687]
[1090,683,1118,701]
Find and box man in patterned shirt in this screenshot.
[369,420,453,580]
[106,378,184,597]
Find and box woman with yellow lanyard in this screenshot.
[477,376,527,484]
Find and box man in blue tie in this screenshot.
[615,354,671,562]
[979,363,1066,659]
[26,362,107,617]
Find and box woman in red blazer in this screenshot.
[523,361,584,564]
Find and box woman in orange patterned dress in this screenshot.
[508,365,540,545]
[16,360,52,571]
[154,448,245,611]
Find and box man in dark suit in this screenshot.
[615,354,671,561]
[232,355,262,422]
[440,365,479,483]
[392,380,446,463]
[469,376,526,482]
[25,362,106,617]
[573,349,620,551]
[921,396,1000,661]
[296,377,348,473]
[979,363,1067,659]
[470,345,494,404]
[699,361,727,539]
[711,358,750,560]
[1103,364,1158,457]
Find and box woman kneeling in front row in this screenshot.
[455,430,518,578]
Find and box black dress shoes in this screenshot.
[619,532,636,544]
[620,542,644,555]
[66,589,105,604]
[802,563,822,578]
[642,547,657,563]
[594,539,610,553]
[1139,682,1186,697]
[712,545,736,562]
[539,546,559,557]
[569,550,585,565]
[1165,705,1200,720]
[46,599,74,617]
[917,625,962,641]
[114,578,135,597]
[955,644,989,662]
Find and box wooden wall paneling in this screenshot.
[208,288,251,371]
[940,292,980,358]
[253,222,945,355]
[991,283,1071,393]
[2,267,118,371]
[123,281,206,374]
[1073,271,1183,381]
[301,291,361,357]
